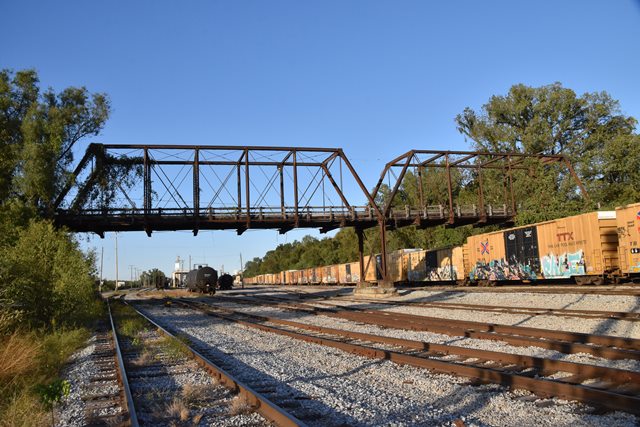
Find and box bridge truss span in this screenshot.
[54,144,382,237]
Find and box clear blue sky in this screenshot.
[2,1,639,279]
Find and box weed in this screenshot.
[166,398,190,422]
[38,329,89,378]
[158,336,190,361]
[0,332,41,392]
[0,388,47,427]
[132,350,153,366]
[181,384,214,407]
[228,395,254,416]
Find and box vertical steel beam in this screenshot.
[194,148,200,222]
[356,227,365,284]
[293,150,299,226]
[279,165,285,216]
[245,149,250,226]
[144,148,151,215]
[237,161,242,215]
[417,166,424,208]
[507,157,516,214]
[445,154,454,224]
[477,166,486,220]
[379,220,389,285]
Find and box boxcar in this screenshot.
[466,211,619,285]
[616,202,640,276]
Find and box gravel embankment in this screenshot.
[232,286,640,337]
[135,300,639,427]
[198,299,640,372]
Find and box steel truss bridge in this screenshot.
[53,144,587,285]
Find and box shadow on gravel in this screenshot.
[591,296,640,337]
[137,303,361,426]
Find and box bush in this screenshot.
[0,220,100,331]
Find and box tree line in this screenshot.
[244,83,640,277]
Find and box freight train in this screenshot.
[244,202,640,286]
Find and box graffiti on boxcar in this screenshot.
[426,264,458,281]
[541,250,586,278]
[469,258,537,281]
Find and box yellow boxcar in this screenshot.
[616,202,640,275]
[337,261,360,284]
[416,247,465,282]
[465,211,618,284]
[405,250,427,281]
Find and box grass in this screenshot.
[157,335,190,361]
[0,328,90,426]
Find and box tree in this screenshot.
[454,82,637,217]
[0,69,110,216]
[140,269,167,288]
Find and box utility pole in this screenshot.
[189,255,191,271]
[99,246,104,293]
[129,265,134,286]
[115,232,119,290]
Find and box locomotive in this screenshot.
[185,266,218,294]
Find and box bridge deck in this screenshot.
[54,204,513,236]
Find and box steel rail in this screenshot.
[107,300,140,427]
[339,298,640,321]
[285,299,640,351]
[212,294,640,360]
[121,300,305,427]
[394,286,640,296]
[174,298,640,415]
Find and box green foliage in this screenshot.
[0,220,100,331]
[140,268,167,288]
[0,68,110,215]
[38,329,90,378]
[0,69,110,333]
[455,82,637,221]
[35,379,70,410]
[111,303,148,339]
[157,335,190,361]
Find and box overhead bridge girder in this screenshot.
[53,144,587,287]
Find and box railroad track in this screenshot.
[399,285,640,296]
[211,293,640,360]
[109,298,304,426]
[169,297,640,415]
[229,289,640,321]
[80,302,138,426]
[337,298,640,321]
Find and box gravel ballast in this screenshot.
[134,298,639,427]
